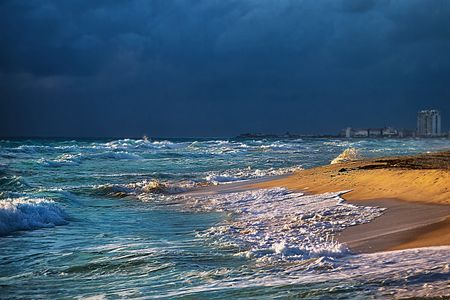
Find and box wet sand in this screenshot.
[251,150,450,252]
[337,198,450,253]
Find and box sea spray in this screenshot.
[205,166,303,185]
[330,148,361,164]
[2,138,450,298]
[0,197,68,236]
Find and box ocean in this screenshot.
[1,137,449,299]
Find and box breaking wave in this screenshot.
[100,139,190,150]
[330,148,361,164]
[91,179,196,198]
[169,246,450,299]
[204,166,302,184]
[38,151,142,167]
[87,165,303,198]
[0,197,68,236]
[38,153,82,167]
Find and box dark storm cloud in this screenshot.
[0,0,449,137]
[386,1,450,43]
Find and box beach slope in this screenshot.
[251,150,450,252]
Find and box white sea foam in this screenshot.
[330,148,361,164]
[100,139,190,150]
[0,197,68,236]
[151,140,190,149]
[181,188,385,261]
[38,150,143,168]
[205,166,302,184]
[169,246,450,299]
[38,153,82,167]
[15,145,43,153]
[259,142,299,151]
[90,165,302,198]
[193,140,250,154]
[93,179,195,198]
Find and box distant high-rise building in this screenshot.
[417,110,441,137]
[345,127,352,138]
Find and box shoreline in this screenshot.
[338,198,450,253]
[249,150,450,253]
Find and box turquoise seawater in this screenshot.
[1,138,449,299]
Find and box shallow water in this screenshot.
[1,137,449,298]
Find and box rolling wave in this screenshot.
[204,166,302,184]
[0,197,68,236]
[90,179,195,198]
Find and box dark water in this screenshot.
[1,138,449,299]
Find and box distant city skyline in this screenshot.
[0,1,449,137]
[340,109,447,138]
[417,110,442,137]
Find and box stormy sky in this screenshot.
[0,0,449,137]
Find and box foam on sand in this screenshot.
[179,188,385,261]
[0,197,68,236]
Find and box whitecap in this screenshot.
[38,153,82,167]
[0,197,68,236]
[91,179,196,198]
[205,166,302,184]
[330,148,361,164]
[151,140,190,149]
[259,142,298,151]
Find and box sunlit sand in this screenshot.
[251,150,450,252]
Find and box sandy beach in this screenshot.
[251,150,450,253]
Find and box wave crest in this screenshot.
[330,148,361,164]
[38,151,142,167]
[0,197,68,236]
[38,154,82,167]
[205,166,302,184]
[92,179,194,198]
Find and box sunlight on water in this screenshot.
[1,138,449,298]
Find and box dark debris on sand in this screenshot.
[359,150,450,171]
